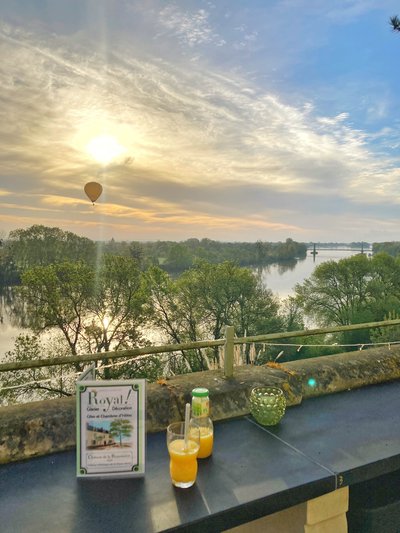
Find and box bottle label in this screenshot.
[192,396,209,417]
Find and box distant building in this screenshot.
[86,424,115,448]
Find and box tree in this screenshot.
[129,241,145,267]
[164,243,193,271]
[145,265,206,373]
[146,261,283,370]
[352,253,400,319]
[110,419,133,447]
[87,255,150,354]
[7,225,96,273]
[0,333,75,405]
[294,252,400,348]
[2,255,153,400]
[373,241,400,257]
[14,255,151,383]
[19,261,95,356]
[295,254,373,327]
[280,296,305,332]
[255,240,266,263]
[370,310,400,345]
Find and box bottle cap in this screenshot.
[191,387,209,397]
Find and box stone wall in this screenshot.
[1,345,400,464]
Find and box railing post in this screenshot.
[224,325,235,378]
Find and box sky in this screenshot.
[1,0,400,243]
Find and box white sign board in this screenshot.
[76,372,145,479]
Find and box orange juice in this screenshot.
[168,438,199,487]
[198,427,213,459]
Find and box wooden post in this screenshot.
[224,325,235,378]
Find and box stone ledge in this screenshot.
[1,345,400,464]
[284,345,400,398]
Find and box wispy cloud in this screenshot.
[157,4,226,47]
[0,2,399,241]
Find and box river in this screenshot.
[259,248,360,298]
[0,249,362,360]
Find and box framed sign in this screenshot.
[76,369,146,479]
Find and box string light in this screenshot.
[0,371,81,393]
[250,340,400,349]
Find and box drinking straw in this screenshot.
[184,402,191,450]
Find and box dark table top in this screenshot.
[1,381,400,533]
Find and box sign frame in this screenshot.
[76,369,146,479]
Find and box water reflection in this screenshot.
[1,288,24,354]
[0,286,29,328]
[258,258,301,277]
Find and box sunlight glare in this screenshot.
[86,135,126,165]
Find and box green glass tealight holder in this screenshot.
[249,386,286,426]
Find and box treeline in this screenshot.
[372,242,400,257]
[0,226,307,282]
[103,236,307,271]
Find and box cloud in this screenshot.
[0,4,399,242]
[157,4,226,47]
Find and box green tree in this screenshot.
[145,265,205,373]
[14,256,150,382]
[146,261,282,370]
[280,296,305,332]
[0,333,75,405]
[145,266,182,344]
[255,240,266,263]
[19,261,95,356]
[294,252,400,348]
[372,241,400,257]
[366,253,400,317]
[8,225,96,273]
[87,255,150,354]
[295,254,372,327]
[129,241,145,267]
[110,419,133,447]
[164,243,193,271]
[370,311,400,345]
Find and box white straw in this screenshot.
[184,402,191,450]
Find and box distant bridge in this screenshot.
[307,244,372,255]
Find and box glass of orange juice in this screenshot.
[190,420,213,459]
[167,422,200,488]
[197,424,213,459]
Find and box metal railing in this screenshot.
[1,318,400,378]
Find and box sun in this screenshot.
[86,135,127,165]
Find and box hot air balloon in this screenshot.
[84,182,103,204]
